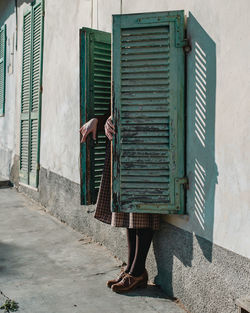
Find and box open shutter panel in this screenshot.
[0,24,6,116]
[80,28,111,205]
[112,11,186,214]
[20,8,32,184]
[29,0,44,187]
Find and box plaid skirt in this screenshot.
[94,140,160,230]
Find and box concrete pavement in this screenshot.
[0,187,186,313]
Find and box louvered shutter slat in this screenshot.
[20,9,32,184]
[112,11,186,214]
[80,28,111,205]
[91,36,111,203]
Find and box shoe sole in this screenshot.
[112,281,148,293]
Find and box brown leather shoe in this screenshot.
[111,269,148,293]
[106,269,127,288]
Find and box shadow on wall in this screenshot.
[0,1,15,26]
[0,0,33,25]
[153,12,218,297]
[187,12,218,261]
[17,0,34,7]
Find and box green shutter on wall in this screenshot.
[20,0,44,187]
[29,0,44,187]
[20,8,32,184]
[112,11,187,214]
[0,24,6,116]
[80,28,111,205]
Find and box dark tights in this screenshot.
[125,228,154,277]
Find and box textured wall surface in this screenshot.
[154,223,250,313]
[40,0,92,184]
[0,0,16,178]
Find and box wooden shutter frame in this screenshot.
[80,28,88,204]
[0,24,7,116]
[111,11,187,215]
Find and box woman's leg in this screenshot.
[129,228,154,277]
[107,228,136,288]
[110,228,154,292]
[125,228,136,273]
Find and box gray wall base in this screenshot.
[154,224,250,313]
[0,147,13,179]
[17,166,250,313]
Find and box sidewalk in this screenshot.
[0,187,186,313]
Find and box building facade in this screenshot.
[0,0,250,312]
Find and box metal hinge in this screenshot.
[177,177,189,189]
[40,85,43,93]
[37,163,40,170]
[183,38,191,54]
[42,10,45,17]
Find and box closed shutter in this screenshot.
[20,8,32,184]
[0,24,6,116]
[29,0,44,187]
[112,11,186,214]
[20,0,44,187]
[80,28,111,205]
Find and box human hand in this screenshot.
[79,118,98,143]
[105,116,115,141]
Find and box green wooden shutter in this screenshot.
[0,24,6,116]
[80,28,111,205]
[112,11,187,214]
[29,0,44,187]
[20,8,32,184]
[20,0,44,187]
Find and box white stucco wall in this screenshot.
[0,0,17,178]
[40,0,92,183]
[40,0,120,183]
